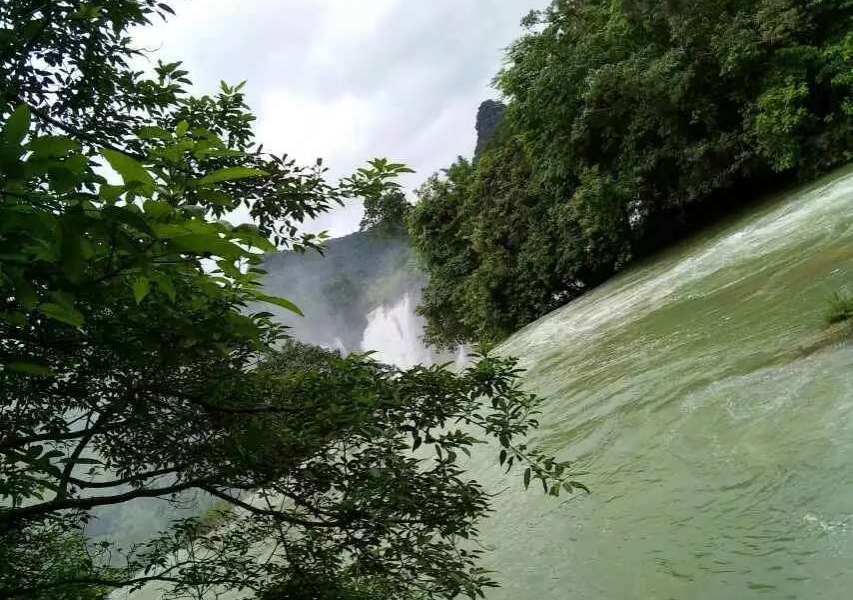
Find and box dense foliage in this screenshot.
[0,2,582,599]
[826,290,853,323]
[410,0,853,347]
[360,188,411,235]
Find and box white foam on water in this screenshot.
[503,171,853,363]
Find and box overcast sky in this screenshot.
[133,0,543,237]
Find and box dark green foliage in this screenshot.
[409,158,480,347]
[827,291,853,323]
[360,189,411,235]
[357,159,413,235]
[0,3,580,599]
[0,524,114,600]
[411,0,853,346]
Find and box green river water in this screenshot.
[479,167,853,600]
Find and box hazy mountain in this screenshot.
[259,232,423,352]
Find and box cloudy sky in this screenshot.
[133,0,543,237]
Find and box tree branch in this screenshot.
[0,479,208,525]
[67,465,186,490]
[1,93,145,160]
[56,401,130,499]
[0,427,100,451]
[199,485,345,529]
[56,419,101,499]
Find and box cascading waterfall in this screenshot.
[360,292,468,369]
[360,293,436,368]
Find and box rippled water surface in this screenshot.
[482,168,853,600]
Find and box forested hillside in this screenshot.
[409,0,853,347]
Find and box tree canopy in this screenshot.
[0,2,582,599]
[409,0,853,347]
[360,187,411,235]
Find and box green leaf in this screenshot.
[0,311,28,327]
[25,445,44,458]
[206,149,246,159]
[8,272,39,309]
[102,205,154,235]
[136,126,172,141]
[132,277,150,304]
[569,481,591,494]
[47,166,79,193]
[4,105,30,145]
[196,167,267,187]
[99,184,125,202]
[216,259,243,280]
[168,233,244,260]
[196,189,235,208]
[232,224,276,252]
[59,220,86,283]
[28,136,80,157]
[253,292,304,317]
[100,149,155,195]
[150,272,176,302]
[38,302,84,328]
[143,199,173,219]
[523,468,531,490]
[6,362,54,377]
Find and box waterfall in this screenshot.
[360,293,436,368]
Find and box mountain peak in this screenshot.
[474,99,506,159]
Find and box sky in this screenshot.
[133,0,544,237]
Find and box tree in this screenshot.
[360,189,411,235]
[410,0,853,347]
[408,158,479,347]
[0,3,582,599]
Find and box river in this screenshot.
[475,167,853,599]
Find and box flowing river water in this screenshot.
[475,167,853,600]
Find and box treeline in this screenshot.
[409,0,853,347]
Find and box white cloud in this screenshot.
[134,0,545,237]
[257,92,371,166]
